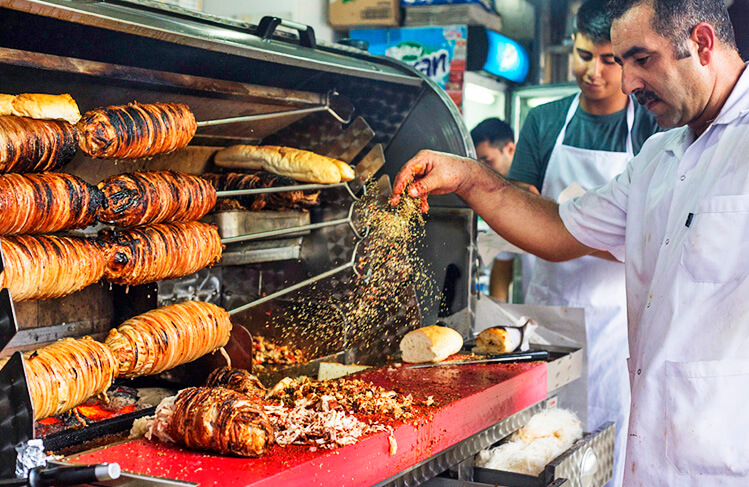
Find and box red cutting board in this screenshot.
[71,359,547,487]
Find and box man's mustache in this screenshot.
[635,90,661,106]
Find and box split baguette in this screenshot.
[0,95,12,116]
[473,327,520,355]
[0,93,81,124]
[400,325,463,363]
[214,145,354,184]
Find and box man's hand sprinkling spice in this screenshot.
[390,149,597,262]
[390,150,480,213]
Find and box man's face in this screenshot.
[611,3,709,128]
[572,34,623,102]
[476,140,515,176]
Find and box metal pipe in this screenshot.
[228,261,354,316]
[227,227,367,316]
[216,182,346,197]
[196,105,327,127]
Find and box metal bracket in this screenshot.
[0,239,20,353]
[0,352,34,479]
[0,289,19,355]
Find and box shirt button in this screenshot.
[647,302,651,308]
[665,239,669,245]
[637,369,642,375]
[680,175,686,181]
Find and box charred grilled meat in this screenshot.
[98,221,223,285]
[105,300,232,379]
[202,171,320,211]
[205,367,266,398]
[0,172,101,235]
[0,116,78,173]
[0,234,105,301]
[148,387,274,457]
[77,102,196,159]
[97,171,216,227]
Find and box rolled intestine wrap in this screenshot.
[77,102,196,159]
[0,234,106,301]
[98,221,223,286]
[146,386,274,457]
[105,300,232,378]
[24,337,119,421]
[0,116,78,173]
[97,171,216,227]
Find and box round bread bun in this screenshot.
[400,325,463,363]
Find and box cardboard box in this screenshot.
[403,3,502,32]
[401,0,494,14]
[329,0,401,28]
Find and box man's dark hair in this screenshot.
[607,0,737,59]
[471,118,514,148]
[575,0,613,44]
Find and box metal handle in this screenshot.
[256,16,316,49]
[28,464,120,487]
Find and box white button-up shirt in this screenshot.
[560,64,749,487]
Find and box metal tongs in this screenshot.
[196,90,355,127]
[405,350,549,369]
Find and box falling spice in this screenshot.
[266,185,436,361]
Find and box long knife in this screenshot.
[405,350,549,369]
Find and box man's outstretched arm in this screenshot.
[390,150,596,262]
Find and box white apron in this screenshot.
[525,94,632,487]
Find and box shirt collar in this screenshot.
[663,127,691,158]
[712,62,749,126]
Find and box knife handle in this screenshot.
[489,350,549,362]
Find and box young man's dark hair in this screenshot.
[607,0,737,58]
[470,118,514,148]
[575,0,613,43]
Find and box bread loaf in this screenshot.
[331,159,356,182]
[0,94,13,116]
[0,93,81,124]
[214,145,353,184]
[400,325,463,363]
[473,327,520,354]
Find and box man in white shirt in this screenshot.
[391,0,748,484]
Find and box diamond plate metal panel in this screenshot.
[544,422,615,487]
[0,352,33,478]
[375,401,548,487]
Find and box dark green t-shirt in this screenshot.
[507,94,662,191]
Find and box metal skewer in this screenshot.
[227,232,367,316]
[225,175,391,317]
[196,90,354,127]
[216,182,346,198]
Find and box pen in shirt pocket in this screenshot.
[685,212,694,227]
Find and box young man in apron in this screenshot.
[507,2,660,485]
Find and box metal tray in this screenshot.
[203,210,311,265]
[426,422,615,487]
